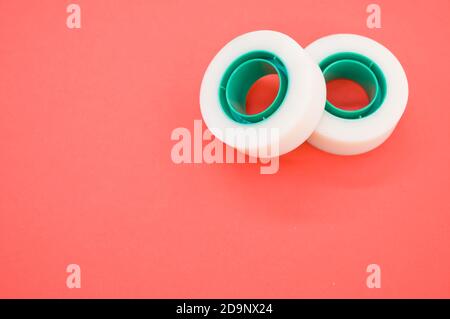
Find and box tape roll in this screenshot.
[305,34,409,155]
[200,30,326,157]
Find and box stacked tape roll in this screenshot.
[305,34,409,155]
[200,30,326,157]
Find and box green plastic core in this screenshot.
[219,51,288,123]
[319,52,387,119]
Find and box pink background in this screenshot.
[1,0,449,298]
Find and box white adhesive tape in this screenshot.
[305,34,409,155]
[200,30,326,157]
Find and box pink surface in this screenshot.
[0,0,449,298]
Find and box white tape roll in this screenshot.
[200,30,326,157]
[305,34,409,155]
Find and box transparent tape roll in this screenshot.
[305,34,409,155]
[200,30,326,158]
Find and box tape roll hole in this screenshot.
[319,53,387,120]
[326,79,370,111]
[324,59,381,119]
[246,74,279,115]
[225,58,287,123]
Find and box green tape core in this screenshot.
[319,52,387,119]
[219,51,288,124]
